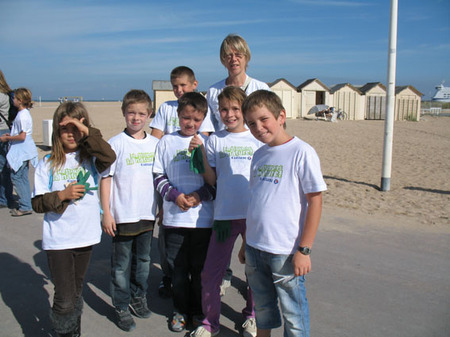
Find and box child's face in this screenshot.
[13,96,21,108]
[219,97,246,133]
[245,106,286,146]
[178,105,205,137]
[224,48,247,77]
[172,75,198,100]
[59,116,82,153]
[123,103,150,135]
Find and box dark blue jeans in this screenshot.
[111,230,153,310]
[164,227,211,316]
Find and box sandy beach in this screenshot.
[30,101,450,227]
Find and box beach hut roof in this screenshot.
[297,78,330,92]
[152,80,173,91]
[329,83,362,94]
[268,78,298,91]
[395,85,423,97]
[358,82,386,94]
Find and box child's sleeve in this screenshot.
[31,158,70,214]
[79,127,116,174]
[152,138,181,202]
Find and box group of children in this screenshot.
[6,34,327,337]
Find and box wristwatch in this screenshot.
[298,246,311,255]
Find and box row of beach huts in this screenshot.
[153,78,423,121]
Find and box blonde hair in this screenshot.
[218,86,247,106]
[0,70,12,94]
[14,88,33,109]
[49,102,91,171]
[220,34,251,68]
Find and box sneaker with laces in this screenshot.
[129,296,151,318]
[115,308,136,332]
[190,325,219,336]
[242,317,257,337]
[170,312,187,332]
[219,279,231,297]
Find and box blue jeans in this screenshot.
[245,245,310,337]
[10,160,32,211]
[111,230,153,310]
[0,139,13,207]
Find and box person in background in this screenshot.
[0,87,38,216]
[0,70,14,209]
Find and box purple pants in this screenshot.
[201,219,255,333]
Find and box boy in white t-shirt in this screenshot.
[100,90,159,332]
[241,90,327,337]
[153,92,214,333]
[189,86,261,337]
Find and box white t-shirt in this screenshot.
[33,152,102,250]
[7,108,38,171]
[102,132,159,223]
[153,132,213,228]
[207,76,270,131]
[246,137,327,255]
[205,129,262,220]
[150,100,215,134]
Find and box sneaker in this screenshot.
[242,318,257,337]
[190,325,219,336]
[115,308,136,332]
[158,276,172,298]
[219,279,231,297]
[129,296,151,318]
[170,312,187,332]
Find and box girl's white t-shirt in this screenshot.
[205,129,262,220]
[33,152,102,250]
[153,132,213,228]
[102,132,159,223]
[150,100,215,134]
[246,137,327,255]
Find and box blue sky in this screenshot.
[1,0,449,100]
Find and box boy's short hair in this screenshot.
[218,86,247,106]
[177,92,208,118]
[242,90,286,128]
[121,89,152,115]
[170,66,196,83]
[220,34,251,67]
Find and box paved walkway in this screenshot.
[1,206,449,337]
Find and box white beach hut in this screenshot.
[297,79,331,118]
[268,78,301,119]
[358,82,387,120]
[152,80,176,116]
[329,83,365,120]
[394,85,422,121]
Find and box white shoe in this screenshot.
[242,318,257,337]
[190,325,219,336]
[219,279,231,297]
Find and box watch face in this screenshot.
[299,246,311,255]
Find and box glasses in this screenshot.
[225,52,245,61]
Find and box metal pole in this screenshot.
[381,0,398,191]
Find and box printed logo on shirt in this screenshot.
[126,152,155,166]
[53,167,86,182]
[219,146,254,160]
[168,117,179,127]
[256,164,283,184]
[173,149,190,162]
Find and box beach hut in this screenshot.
[394,86,422,121]
[152,80,176,115]
[268,78,301,119]
[297,78,331,118]
[358,82,387,120]
[329,83,365,120]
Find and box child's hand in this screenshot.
[292,251,312,276]
[102,212,117,237]
[156,208,164,226]
[59,116,89,138]
[175,193,194,211]
[238,244,246,264]
[185,192,201,207]
[0,134,9,142]
[188,133,203,153]
[58,182,86,201]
